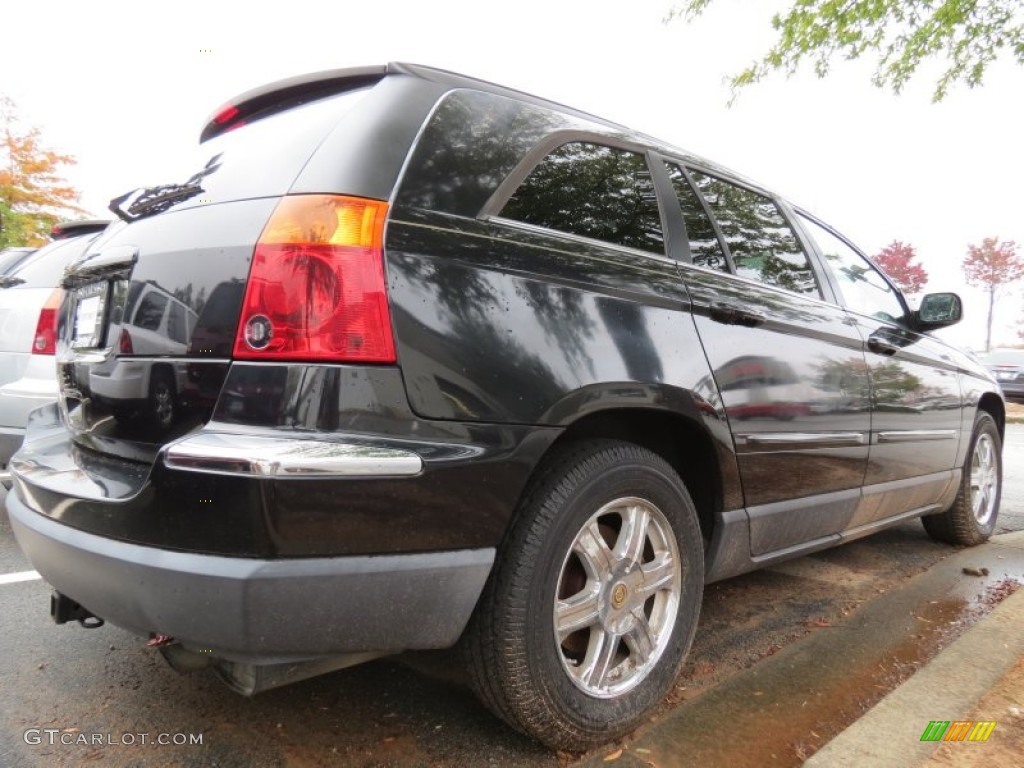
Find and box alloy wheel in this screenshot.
[553,496,681,698]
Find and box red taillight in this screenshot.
[119,328,134,354]
[233,195,396,363]
[213,103,239,124]
[33,289,62,355]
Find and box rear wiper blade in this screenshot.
[108,153,223,223]
[109,182,204,222]
[0,276,25,288]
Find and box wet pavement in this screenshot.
[582,532,1024,768]
[1,422,1022,767]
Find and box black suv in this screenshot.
[7,63,1005,750]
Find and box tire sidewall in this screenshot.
[516,448,703,735]
[966,412,1001,538]
[149,369,176,430]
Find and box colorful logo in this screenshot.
[920,721,996,742]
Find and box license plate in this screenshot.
[72,283,108,349]
[996,371,1014,381]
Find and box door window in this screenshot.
[689,171,819,296]
[500,142,665,254]
[798,214,905,323]
[664,163,729,272]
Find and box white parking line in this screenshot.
[0,570,41,585]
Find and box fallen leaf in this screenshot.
[604,748,623,761]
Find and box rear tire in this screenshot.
[922,411,1001,546]
[464,440,703,751]
[148,369,177,432]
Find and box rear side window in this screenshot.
[500,142,665,254]
[689,171,819,296]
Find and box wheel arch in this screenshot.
[523,403,733,550]
[976,391,1006,440]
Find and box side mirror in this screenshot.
[915,292,962,331]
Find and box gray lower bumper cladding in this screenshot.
[8,491,494,664]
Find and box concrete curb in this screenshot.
[805,533,1024,767]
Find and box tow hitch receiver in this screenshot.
[50,591,104,628]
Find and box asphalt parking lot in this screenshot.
[1,423,1022,767]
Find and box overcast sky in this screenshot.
[2,0,1021,350]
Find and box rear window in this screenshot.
[6,237,95,288]
[150,87,375,214]
[0,248,36,275]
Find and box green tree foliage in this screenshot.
[1,95,84,248]
[962,237,1023,352]
[670,0,1024,101]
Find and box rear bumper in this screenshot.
[8,492,493,662]
[10,400,553,557]
[997,382,1024,399]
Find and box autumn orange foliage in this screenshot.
[1,95,84,247]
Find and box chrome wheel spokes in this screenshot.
[554,497,681,698]
[970,433,998,525]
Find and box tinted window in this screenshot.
[396,91,567,218]
[7,237,95,288]
[799,214,905,323]
[134,291,168,332]
[0,248,35,276]
[664,163,729,272]
[501,142,664,254]
[689,171,818,296]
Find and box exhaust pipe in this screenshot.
[50,592,104,628]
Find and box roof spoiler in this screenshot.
[198,61,630,144]
[199,64,390,143]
